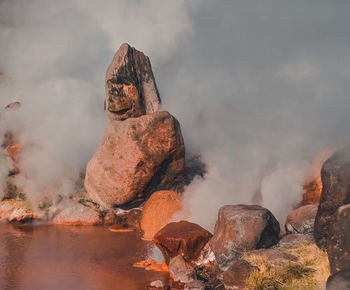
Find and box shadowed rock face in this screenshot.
[327,204,350,274]
[84,111,185,210]
[105,43,161,120]
[314,147,350,249]
[210,204,280,271]
[153,220,213,264]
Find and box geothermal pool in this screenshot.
[0,223,168,290]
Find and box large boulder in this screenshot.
[285,204,318,234]
[314,147,350,249]
[140,190,182,240]
[105,43,161,121]
[84,111,185,210]
[210,205,280,271]
[327,204,350,274]
[153,220,213,263]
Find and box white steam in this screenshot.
[1,1,350,230]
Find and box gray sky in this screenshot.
[1,0,350,229]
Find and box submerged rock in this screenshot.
[285,204,318,234]
[153,220,212,263]
[52,202,102,225]
[105,43,160,121]
[210,204,280,271]
[327,204,350,274]
[84,111,185,210]
[314,147,350,249]
[140,190,182,240]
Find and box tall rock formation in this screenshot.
[105,43,161,121]
[314,147,350,249]
[85,44,185,210]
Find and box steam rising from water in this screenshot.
[1,0,350,229]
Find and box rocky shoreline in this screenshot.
[1,44,349,289]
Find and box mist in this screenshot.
[1,0,350,230]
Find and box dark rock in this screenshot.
[285,204,318,234]
[153,220,212,264]
[223,260,257,290]
[194,262,224,290]
[314,147,350,249]
[327,204,350,274]
[326,269,350,290]
[105,43,160,121]
[210,204,280,271]
[84,111,185,210]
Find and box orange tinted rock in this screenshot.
[0,200,37,223]
[84,111,185,210]
[140,190,182,240]
[105,43,160,121]
[153,220,213,263]
[109,224,134,233]
[301,149,332,206]
[133,259,168,272]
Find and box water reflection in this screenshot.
[0,223,168,290]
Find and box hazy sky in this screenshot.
[1,0,350,229]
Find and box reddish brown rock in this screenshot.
[210,205,280,271]
[84,111,185,210]
[315,147,350,249]
[223,260,257,290]
[153,220,213,264]
[327,204,350,274]
[105,43,160,121]
[52,202,102,225]
[140,190,182,240]
[247,248,299,267]
[285,204,318,234]
[278,233,314,247]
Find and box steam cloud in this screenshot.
[1,0,350,230]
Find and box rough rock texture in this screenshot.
[168,255,196,284]
[210,204,280,271]
[285,204,318,234]
[223,260,257,290]
[52,203,102,225]
[84,111,185,210]
[0,200,37,222]
[326,269,350,290]
[327,204,350,274]
[314,148,350,249]
[278,233,314,247]
[140,190,182,240]
[153,220,213,264]
[105,43,160,121]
